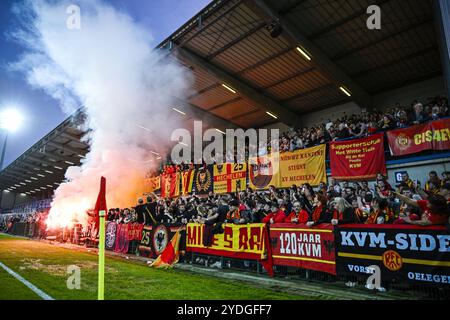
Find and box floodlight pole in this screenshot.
[0,131,8,171]
[98,210,106,300]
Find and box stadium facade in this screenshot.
[1,0,450,212]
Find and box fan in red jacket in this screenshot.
[284,201,309,224]
[262,202,286,224]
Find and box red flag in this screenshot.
[329,133,386,180]
[93,176,107,229]
[149,228,182,268]
[260,225,274,277]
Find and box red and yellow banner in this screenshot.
[127,223,144,241]
[248,152,280,190]
[161,172,180,198]
[248,145,326,189]
[387,118,450,156]
[278,145,326,187]
[186,223,267,260]
[213,163,247,194]
[330,133,386,180]
[181,169,195,195]
[144,176,161,193]
[269,223,336,275]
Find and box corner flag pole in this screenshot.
[98,210,106,300]
[95,176,107,301]
[98,209,106,300]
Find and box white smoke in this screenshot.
[10,0,191,227]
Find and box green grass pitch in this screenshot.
[0,234,315,300]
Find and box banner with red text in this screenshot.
[278,145,326,187]
[144,176,161,193]
[186,223,267,260]
[248,145,326,189]
[387,118,450,156]
[330,133,386,180]
[269,223,336,275]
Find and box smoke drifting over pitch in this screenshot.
[10,0,191,227]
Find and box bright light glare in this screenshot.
[0,109,24,132]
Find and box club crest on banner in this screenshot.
[195,168,212,193]
[395,133,411,151]
[153,225,169,255]
[382,250,403,271]
[105,222,117,250]
[249,158,274,189]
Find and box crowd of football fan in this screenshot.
[2,96,450,235]
[103,170,450,233]
[0,209,49,235]
[277,96,448,152]
[152,96,449,170]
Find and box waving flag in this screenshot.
[95,176,107,300]
[161,172,180,198]
[93,176,107,230]
[181,169,195,195]
[149,228,182,268]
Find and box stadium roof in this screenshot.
[158,0,443,128]
[1,0,445,195]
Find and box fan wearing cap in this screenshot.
[262,201,286,224]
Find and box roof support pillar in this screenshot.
[434,0,450,100]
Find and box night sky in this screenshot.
[0,0,211,168]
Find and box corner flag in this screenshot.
[95,176,107,300]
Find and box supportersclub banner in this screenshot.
[269,223,336,275]
[329,133,386,180]
[213,163,247,194]
[335,224,450,286]
[186,223,268,260]
[386,118,450,156]
[139,224,183,258]
[248,145,326,190]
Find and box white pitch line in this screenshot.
[0,261,55,300]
